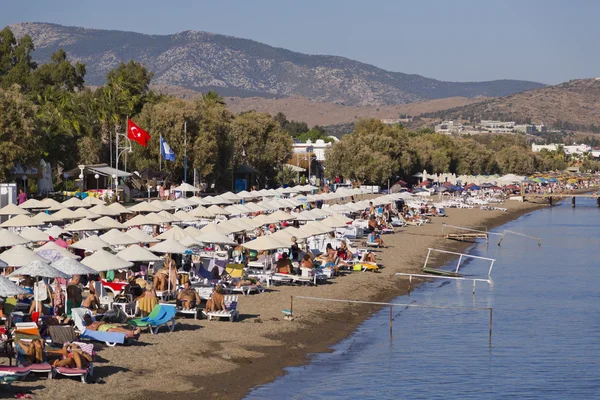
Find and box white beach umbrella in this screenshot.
[188,196,209,206]
[320,216,349,228]
[156,226,190,241]
[89,204,120,217]
[45,225,67,238]
[158,211,180,223]
[207,205,231,216]
[51,257,97,275]
[33,212,62,224]
[211,195,234,205]
[40,198,65,211]
[221,191,242,202]
[173,182,200,193]
[0,245,47,266]
[244,203,268,213]
[126,228,160,243]
[294,210,318,221]
[183,226,204,238]
[9,260,69,312]
[172,210,196,222]
[0,229,30,246]
[304,221,335,234]
[151,200,174,211]
[146,212,171,225]
[35,241,79,260]
[188,206,214,218]
[82,196,105,206]
[94,216,126,230]
[61,197,88,208]
[0,275,27,296]
[116,245,161,262]
[19,228,51,242]
[99,229,139,246]
[216,220,246,234]
[195,232,236,246]
[107,202,133,214]
[173,198,197,208]
[73,208,101,220]
[249,214,272,228]
[242,235,289,251]
[236,190,258,200]
[268,210,297,222]
[200,223,228,235]
[69,235,110,251]
[0,214,43,228]
[65,218,105,232]
[81,249,134,272]
[0,203,30,216]
[123,214,158,227]
[129,202,162,213]
[19,199,50,210]
[179,236,201,247]
[149,239,189,254]
[52,208,83,221]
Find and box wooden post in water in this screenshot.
[548,196,553,206]
[572,196,576,208]
[489,308,493,341]
[389,304,393,339]
[596,197,600,208]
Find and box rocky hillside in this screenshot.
[421,79,600,132]
[10,22,544,106]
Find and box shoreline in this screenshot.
[13,200,547,400]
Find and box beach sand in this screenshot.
[9,200,545,399]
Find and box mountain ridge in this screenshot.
[9,22,545,106]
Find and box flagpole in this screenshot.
[124,116,128,173]
[184,121,187,184]
[159,135,162,171]
[115,123,119,194]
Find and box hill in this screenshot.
[10,22,544,106]
[421,79,600,132]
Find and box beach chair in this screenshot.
[90,281,113,310]
[71,308,126,347]
[129,304,177,334]
[13,323,53,379]
[0,365,30,385]
[202,295,239,322]
[52,341,95,383]
[365,233,380,248]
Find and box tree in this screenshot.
[0,27,36,91]
[277,165,297,186]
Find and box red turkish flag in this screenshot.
[127,119,151,146]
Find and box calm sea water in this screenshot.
[246,199,600,399]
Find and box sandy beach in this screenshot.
[8,199,545,399]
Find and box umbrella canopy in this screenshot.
[242,235,289,251]
[65,218,105,232]
[88,204,120,217]
[107,202,133,214]
[126,228,160,243]
[217,219,246,234]
[156,226,190,241]
[124,214,159,227]
[210,195,234,205]
[0,214,43,228]
[9,260,69,279]
[51,257,98,275]
[200,223,229,235]
[221,191,242,201]
[188,206,214,218]
[149,239,189,254]
[195,231,236,245]
[157,210,180,223]
[206,205,231,216]
[0,245,48,266]
[249,214,272,228]
[32,212,62,224]
[81,249,134,272]
[40,198,64,211]
[0,275,27,296]
[19,199,50,210]
[82,196,105,206]
[129,202,162,213]
[72,208,101,220]
[69,235,110,251]
[151,200,174,211]
[179,236,201,247]
[45,225,67,238]
[61,197,88,208]
[52,208,83,221]
[0,229,30,246]
[268,210,297,222]
[0,203,30,216]
[35,241,79,260]
[94,216,126,229]
[236,190,259,199]
[173,182,200,192]
[320,216,350,228]
[173,198,197,208]
[116,245,161,262]
[19,227,51,242]
[146,212,171,224]
[172,210,196,222]
[99,229,139,246]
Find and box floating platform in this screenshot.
[445,232,489,242]
[422,267,463,277]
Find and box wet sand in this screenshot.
[9,200,546,399]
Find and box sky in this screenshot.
[1,0,598,84]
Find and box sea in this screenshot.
[246,198,600,399]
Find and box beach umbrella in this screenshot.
[320,216,349,228]
[72,208,101,220]
[188,197,208,206]
[51,257,97,275]
[88,204,120,217]
[183,226,204,238]
[173,198,197,208]
[19,199,50,210]
[116,245,161,262]
[200,223,229,235]
[249,214,272,228]
[107,202,133,214]
[69,235,110,251]
[45,225,67,238]
[158,211,181,223]
[268,210,297,222]
[9,260,69,312]
[124,214,159,227]
[195,232,236,246]
[178,236,201,247]
[129,202,162,213]
[156,226,190,241]
[32,212,62,224]
[52,208,83,221]
[151,200,174,211]
[146,212,171,225]
[149,239,189,254]
[243,203,267,213]
[61,197,87,208]
[35,241,79,260]
[64,218,105,232]
[207,205,231,216]
[173,182,200,193]
[0,245,48,266]
[40,198,64,211]
[294,210,318,221]
[216,220,246,234]
[221,191,242,202]
[0,214,43,228]
[188,206,214,218]
[126,228,160,243]
[236,190,258,200]
[211,195,234,205]
[80,249,134,272]
[0,275,27,297]
[242,235,289,251]
[172,210,197,222]
[19,228,51,242]
[0,229,30,246]
[94,216,126,229]
[99,229,139,246]
[82,196,105,206]
[0,203,30,216]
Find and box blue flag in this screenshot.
[160,135,176,161]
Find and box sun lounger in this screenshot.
[71,308,126,347]
[0,366,30,384]
[129,304,177,334]
[53,341,95,383]
[202,295,239,322]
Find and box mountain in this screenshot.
[10,22,544,106]
[421,79,600,132]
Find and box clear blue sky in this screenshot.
[1,0,598,84]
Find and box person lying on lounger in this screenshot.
[361,251,377,264]
[82,314,140,338]
[47,343,92,369]
[17,339,45,364]
[176,281,201,310]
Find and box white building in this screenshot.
[480,120,515,133]
[531,143,592,156]
[292,138,335,161]
[435,120,463,134]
